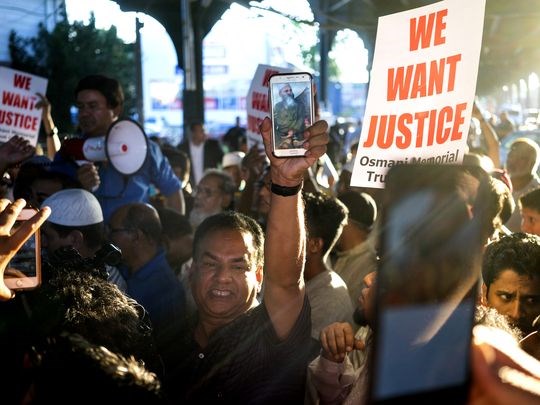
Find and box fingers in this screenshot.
[77,164,100,191]
[303,120,329,158]
[259,117,273,159]
[320,322,356,362]
[10,206,50,250]
[0,198,11,212]
[0,199,26,234]
[0,282,14,302]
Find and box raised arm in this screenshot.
[0,136,35,175]
[35,93,61,159]
[473,102,501,168]
[259,117,328,339]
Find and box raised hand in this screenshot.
[0,136,35,173]
[259,117,328,186]
[0,199,50,300]
[77,163,100,192]
[320,322,365,362]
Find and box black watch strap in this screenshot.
[270,182,303,197]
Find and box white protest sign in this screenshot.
[246,64,292,150]
[0,67,48,146]
[351,0,485,188]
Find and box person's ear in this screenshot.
[68,230,85,251]
[481,283,488,306]
[221,193,233,209]
[111,104,123,120]
[189,261,199,287]
[255,265,263,293]
[307,237,323,254]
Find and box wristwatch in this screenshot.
[270,182,303,197]
[47,127,58,137]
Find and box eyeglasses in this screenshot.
[108,227,133,236]
[193,186,221,197]
[76,101,108,113]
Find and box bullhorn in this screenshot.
[60,119,149,175]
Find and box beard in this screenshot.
[284,94,295,107]
[189,207,222,228]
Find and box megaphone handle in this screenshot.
[75,160,101,193]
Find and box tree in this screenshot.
[9,12,136,136]
[300,41,340,82]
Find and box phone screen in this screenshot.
[369,165,484,404]
[269,72,314,157]
[4,212,42,290]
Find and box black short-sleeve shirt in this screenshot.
[166,296,317,404]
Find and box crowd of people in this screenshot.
[0,73,540,403]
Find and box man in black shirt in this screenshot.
[166,117,328,403]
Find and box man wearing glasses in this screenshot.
[108,201,186,365]
[50,75,184,223]
[189,169,236,228]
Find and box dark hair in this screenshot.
[303,191,348,255]
[163,147,190,174]
[118,203,162,245]
[520,188,540,213]
[189,122,204,131]
[75,74,124,110]
[482,233,540,289]
[49,222,105,251]
[193,211,264,267]
[157,207,192,239]
[19,269,162,377]
[337,190,377,231]
[491,177,515,225]
[13,161,81,207]
[28,333,163,403]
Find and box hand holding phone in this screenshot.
[0,199,50,299]
[269,72,315,157]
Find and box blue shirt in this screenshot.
[54,139,181,223]
[120,250,186,339]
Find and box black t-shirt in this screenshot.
[165,296,318,404]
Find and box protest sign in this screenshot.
[246,64,291,150]
[351,0,486,188]
[0,67,48,146]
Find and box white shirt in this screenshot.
[189,141,204,185]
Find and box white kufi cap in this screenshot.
[41,188,103,226]
[222,151,245,168]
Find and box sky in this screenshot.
[64,0,369,84]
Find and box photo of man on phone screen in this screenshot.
[273,83,310,149]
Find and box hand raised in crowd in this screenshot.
[0,136,35,173]
[77,163,100,191]
[259,117,328,186]
[0,199,50,301]
[35,92,53,126]
[472,100,484,120]
[320,322,365,363]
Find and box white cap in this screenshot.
[222,151,245,168]
[41,189,103,226]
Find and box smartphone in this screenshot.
[367,164,486,404]
[269,72,314,157]
[4,208,42,291]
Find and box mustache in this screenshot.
[284,95,295,106]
